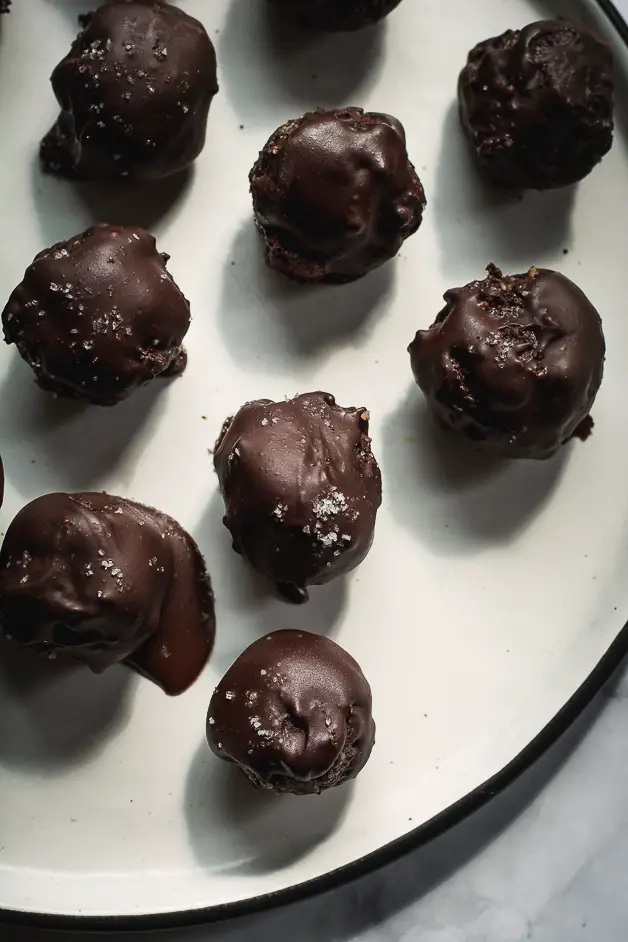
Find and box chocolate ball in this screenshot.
[207,629,375,794]
[41,0,218,181]
[408,265,605,460]
[2,224,190,406]
[0,492,215,695]
[458,19,614,189]
[214,392,382,603]
[250,107,425,283]
[264,0,403,31]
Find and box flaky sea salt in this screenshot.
[313,489,348,520]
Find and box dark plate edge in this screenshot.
[3,619,628,933]
[597,0,628,42]
[1,0,627,932]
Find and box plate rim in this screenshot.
[3,603,628,932]
[1,0,626,931]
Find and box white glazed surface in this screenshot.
[7,659,628,942]
[0,0,625,922]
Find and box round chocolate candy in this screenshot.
[458,19,614,189]
[250,107,425,283]
[207,629,375,794]
[408,265,605,459]
[2,224,190,406]
[41,0,218,181]
[214,392,382,602]
[0,492,215,695]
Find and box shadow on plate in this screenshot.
[185,740,353,876]
[193,492,348,676]
[194,489,270,615]
[218,220,394,372]
[0,635,135,772]
[381,389,569,555]
[190,659,624,942]
[40,0,92,22]
[0,354,168,498]
[434,102,575,283]
[76,167,194,233]
[30,152,193,248]
[219,0,386,126]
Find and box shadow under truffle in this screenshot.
[0,356,167,498]
[184,740,354,875]
[381,390,570,555]
[32,152,194,248]
[218,0,387,125]
[219,221,394,372]
[434,103,575,283]
[0,635,135,772]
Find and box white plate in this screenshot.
[1,0,627,929]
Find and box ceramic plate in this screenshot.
[1,0,628,929]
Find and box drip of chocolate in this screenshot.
[41,0,219,181]
[458,19,614,189]
[207,629,375,794]
[264,0,403,31]
[0,493,215,695]
[408,265,606,460]
[214,392,382,602]
[2,224,190,406]
[250,107,425,283]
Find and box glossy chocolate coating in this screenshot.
[2,224,190,406]
[409,266,605,459]
[250,107,425,283]
[41,0,218,181]
[0,492,215,695]
[458,19,614,189]
[214,392,382,603]
[207,629,375,794]
[264,0,403,31]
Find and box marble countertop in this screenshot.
[4,657,628,942]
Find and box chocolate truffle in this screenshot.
[265,0,403,31]
[0,492,215,695]
[214,392,382,603]
[207,629,375,794]
[2,224,190,406]
[409,265,605,460]
[41,0,218,181]
[458,19,614,189]
[250,107,425,283]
